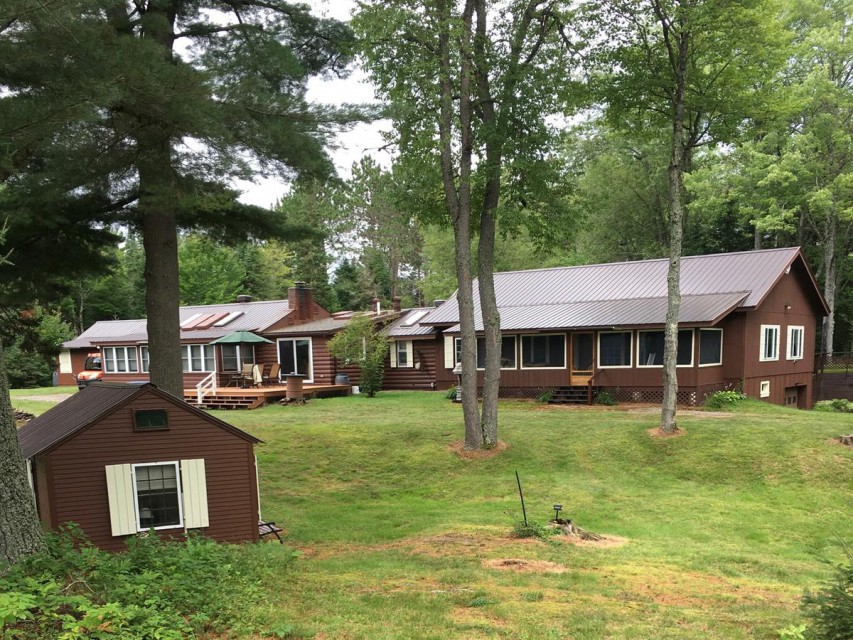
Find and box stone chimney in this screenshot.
[392,296,402,313]
[288,282,314,321]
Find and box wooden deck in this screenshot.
[183,383,352,409]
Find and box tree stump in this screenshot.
[839,434,853,447]
[547,518,604,541]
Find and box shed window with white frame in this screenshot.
[105,459,209,536]
[103,346,139,373]
[787,326,804,360]
[760,325,780,361]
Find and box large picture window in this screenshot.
[521,334,565,369]
[133,463,182,530]
[637,330,693,367]
[699,329,723,366]
[181,344,215,372]
[760,325,780,362]
[598,332,633,368]
[454,336,518,369]
[103,346,139,374]
[278,338,313,382]
[787,326,804,360]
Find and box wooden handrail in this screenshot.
[196,371,217,403]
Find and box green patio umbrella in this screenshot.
[209,331,273,344]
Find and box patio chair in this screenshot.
[258,521,283,544]
[251,364,264,387]
[232,363,254,388]
[263,362,281,386]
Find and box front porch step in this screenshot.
[549,386,599,405]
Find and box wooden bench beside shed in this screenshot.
[17,382,263,551]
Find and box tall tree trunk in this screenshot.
[0,339,45,564]
[437,0,481,446]
[660,7,689,434]
[133,2,184,398]
[821,210,837,355]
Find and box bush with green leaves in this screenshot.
[594,390,616,406]
[0,526,294,639]
[536,389,552,404]
[704,390,747,410]
[801,547,853,640]
[813,399,853,413]
[444,385,457,400]
[327,314,389,397]
[511,519,557,540]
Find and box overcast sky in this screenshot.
[234,0,391,208]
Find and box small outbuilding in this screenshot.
[17,382,262,551]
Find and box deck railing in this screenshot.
[814,352,853,376]
[196,371,217,403]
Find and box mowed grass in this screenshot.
[11,388,853,638]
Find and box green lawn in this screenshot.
[11,389,853,639]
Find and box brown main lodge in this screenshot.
[59,246,828,408]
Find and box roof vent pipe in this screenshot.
[433,299,445,307]
[372,297,381,314]
[392,296,402,312]
[236,294,253,303]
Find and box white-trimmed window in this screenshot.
[787,326,804,360]
[521,334,566,369]
[105,459,209,536]
[221,344,253,372]
[140,346,150,373]
[391,340,413,368]
[277,338,313,382]
[760,325,780,362]
[760,380,770,398]
[454,336,518,369]
[637,330,694,367]
[598,331,633,368]
[103,346,139,373]
[182,344,215,373]
[698,329,723,366]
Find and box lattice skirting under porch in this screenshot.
[605,384,729,406]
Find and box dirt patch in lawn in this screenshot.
[647,426,687,438]
[15,393,74,404]
[448,440,508,459]
[483,558,567,573]
[550,534,629,549]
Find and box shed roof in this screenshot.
[426,247,824,330]
[18,383,260,459]
[63,300,292,349]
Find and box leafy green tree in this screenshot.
[1,1,357,396]
[327,314,389,397]
[178,235,245,306]
[587,0,785,432]
[355,0,577,449]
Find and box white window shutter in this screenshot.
[390,341,398,368]
[404,341,414,368]
[444,335,454,369]
[105,464,137,536]
[181,459,209,529]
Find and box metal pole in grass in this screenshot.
[515,470,528,527]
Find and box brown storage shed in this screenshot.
[18,383,262,551]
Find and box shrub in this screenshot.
[0,526,295,639]
[444,385,457,400]
[536,389,552,404]
[327,315,389,397]
[511,520,557,540]
[801,547,853,640]
[594,390,616,406]
[704,390,747,410]
[813,399,853,413]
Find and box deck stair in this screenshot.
[184,393,265,410]
[549,386,598,405]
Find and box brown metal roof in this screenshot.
[443,292,748,333]
[18,383,260,459]
[63,300,292,349]
[426,247,810,329]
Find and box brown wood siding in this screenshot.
[385,338,438,389]
[41,391,258,551]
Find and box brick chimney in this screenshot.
[392,296,402,312]
[371,297,381,314]
[288,282,314,321]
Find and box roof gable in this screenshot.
[425,247,822,329]
[18,383,260,459]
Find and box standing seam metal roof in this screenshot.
[425,247,804,328]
